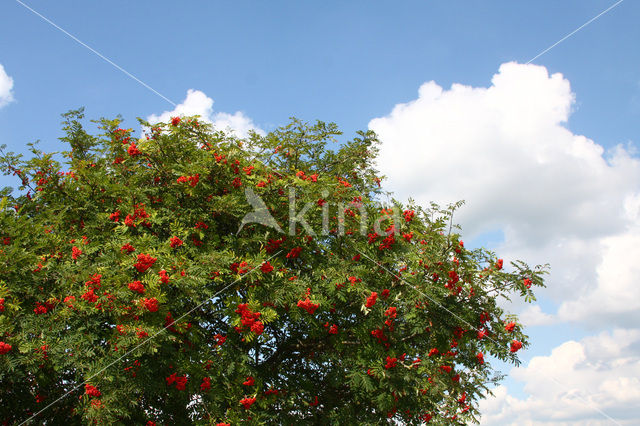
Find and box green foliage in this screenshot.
[0,111,547,424]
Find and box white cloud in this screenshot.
[369,62,640,247]
[147,89,263,138]
[518,304,556,327]
[0,64,14,108]
[369,62,640,324]
[479,329,640,425]
[557,224,640,325]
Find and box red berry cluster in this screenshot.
[265,237,285,253]
[123,204,150,228]
[297,288,319,314]
[120,243,135,253]
[169,236,183,248]
[384,356,397,369]
[134,254,157,273]
[81,289,98,303]
[239,396,256,409]
[128,281,145,294]
[260,261,274,273]
[286,246,303,258]
[403,209,415,222]
[235,303,264,335]
[143,298,159,312]
[158,269,170,284]
[85,274,102,291]
[85,384,101,398]
[176,174,199,187]
[166,373,188,391]
[71,246,82,260]
[0,341,12,354]
[230,261,250,275]
[127,142,141,157]
[365,291,377,308]
[200,377,211,392]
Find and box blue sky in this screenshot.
[2,1,640,424]
[2,1,639,150]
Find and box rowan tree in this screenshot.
[0,109,546,425]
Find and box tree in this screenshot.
[0,109,547,425]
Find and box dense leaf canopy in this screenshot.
[0,110,546,425]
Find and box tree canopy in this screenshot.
[0,110,546,425]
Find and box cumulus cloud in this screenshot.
[147,89,263,138]
[479,329,640,425]
[518,305,556,327]
[495,233,606,320]
[369,62,640,247]
[557,224,640,325]
[0,64,15,108]
[369,62,640,324]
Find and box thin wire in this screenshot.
[14,0,177,107]
[354,247,622,426]
[19,251,282,425]
[526,0,625,64]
